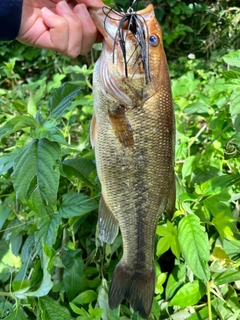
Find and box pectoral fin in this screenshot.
[90,113,97,148]
[108,106,134,148]
[98,195,119,244]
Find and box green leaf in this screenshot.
[223,70,240,79]
[223,50,240,67]
[169,280,206,308]
[63,252,84,300]
[196,174,240,196]
[59,192,98,218]
[230,89,240,132]
[72,290,97,305]
[34,213,61,252]
[97,279,120,320]
[14,243,53,298]
[62,158,96,187]
[4,308,27,320]
[49,82,82,120]
[0,115,38,139]
[12,139,61,216]
[183,102,209,114]
[212,212,236,240]
[156,221,180,260]
[178,214,210,281]
[212,269,240,286]
[165,264,186,300]
[39,296,74,320]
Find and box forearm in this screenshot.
[0,0,23,41]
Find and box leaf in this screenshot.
[59,192,98,218]
[72,290,97,305]
[63,252,84,300]
[230,89,240,132]
[183,102,209,114]
[223,50,240,67]
[165,264,186,300]
[156,221,180,260]
[14,243,53,298]
[212,269,240,286]
[223,70,240,79]
[4,308,27,320]
[12,139,61,217]
[178,214,210,281]
[169,280,206,308]
[49,82,82,120]
[39,296,74,320]
[97,279,120,320]
[62,158,96,187]
[34,213,61,253]
[0,115,38,139]
[212,212,236,240]
[196,174,240,196]
[221,238,240,260]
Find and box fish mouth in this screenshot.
[89,4,155,84]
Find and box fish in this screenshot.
[89,3,175,319]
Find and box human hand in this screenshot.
[17,0,104,58]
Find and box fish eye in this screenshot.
[149,34,159,47]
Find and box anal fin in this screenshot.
[98,195,119,244]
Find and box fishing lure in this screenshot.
[102,0,151,84]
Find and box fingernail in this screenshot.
[75,4,90,18]
[41,7,54,16]
[58,1,72,14]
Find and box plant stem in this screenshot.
[207,281,212,320]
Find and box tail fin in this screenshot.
[108,261,155,319]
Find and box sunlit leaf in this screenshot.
[178,214,210,281]
[169,280,206,307]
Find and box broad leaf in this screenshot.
[63,252,84,300]
[59,192,98,218]
[4,308,27,320]
[223,50,240,67]
[178,214,210,281]
[212,212,236,240]
[97,279,120,320]
[169,280,206,308]
[49,82,82,120]
[156,221,180,260]
[12,139,61,216]
[34,213,61,253]
[72,290,97,305]
[183,102,209,114]
[62,158,96,187]
[165,264,186,300]
[14,244,53,298]
[39,296,74,320]
[0,115,38,139]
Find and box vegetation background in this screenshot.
[0,0,240,319]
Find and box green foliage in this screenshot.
[1,3,240,320]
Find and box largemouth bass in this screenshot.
[90,4,175,318]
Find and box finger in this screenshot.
[73,4,99,55]
[39,7,70,54]
[55,1,84,57]
[75,0,104,7]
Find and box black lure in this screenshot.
[102,0,151,84]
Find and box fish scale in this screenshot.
[90,4,175,319]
